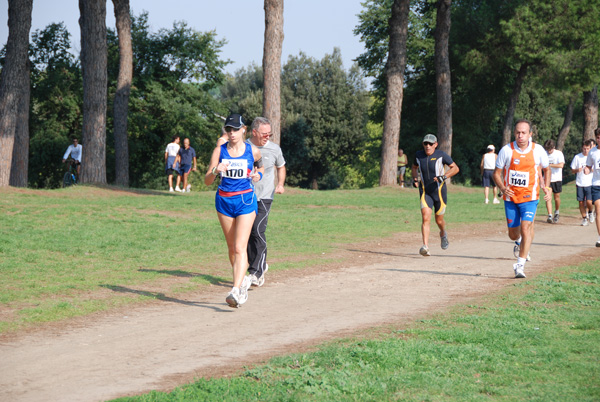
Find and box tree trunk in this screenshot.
[262,0,284,145]
[79,0,108,184]
[434,0,452,156]
[379,0,410,186]
[555,95,576,151]
[9,60,31,187]
[583,85,598,142]
[0,0,32,187]
[501,64,528,146]
[112,0,132,187]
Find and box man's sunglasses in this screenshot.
[423,142,435,147]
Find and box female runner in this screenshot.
[205,113,264,307]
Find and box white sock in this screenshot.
[517,257,526,266]
[516,236,522,244]
[554,210,559,214]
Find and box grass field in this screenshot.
[0,184,581,333]
[111,258,600,402]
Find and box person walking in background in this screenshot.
[175,138,197,192]
[397,149,408,187]
[62,137,82,176]
[480,144,500,204]
[584,139,600,247]
[204,113,264,308]
[571,140,594,226]
[245,117,286,287]
[165,135,181,192]
[543,139,565,223]
[411,134,460,257]
[493,119,551,278]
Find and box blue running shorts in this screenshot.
[216,192,258,218]
[576,185,592,202]
[592,186,600,203]
[504,200,539,228]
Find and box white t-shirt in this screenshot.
[165,142,180,157]
[63,144,82,162]
[570,153,593,187]
[496,141,549,171]
[483,152,496,170]
[547,149,565,182]
[586,148,600,186]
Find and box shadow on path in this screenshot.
[99,284,232,313]
[380,268,508,279]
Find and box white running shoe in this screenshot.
[440,233,449,250]
[513,242,531,261]
[589,212,596,223]
[241,275,252,292]
[513,263,526,278]
[238,285,249,306]
[248,274,259,287]
[256,264,269,287]
[553,212,560,224]
[485,199,489,204]
[582,218,589,226]
[419,245,431,256]
[175,187,182,192]
[169,188,174,192]
[186,184,191,192]
[226,288,240,308]
[546,215,553,223]
[493,198,500,204]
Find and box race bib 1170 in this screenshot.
[508,170,529,187]
[221,159,249,179]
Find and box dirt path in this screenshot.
[1,216,598,402]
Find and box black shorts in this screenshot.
[550,181,562,194]
[482,169,495,187]
[419,182,448,215]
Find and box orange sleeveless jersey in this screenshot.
[503,142,540,203]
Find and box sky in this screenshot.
[0,0,368,76]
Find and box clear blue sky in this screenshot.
[0,0,367,75]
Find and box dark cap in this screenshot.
[224,113,245,129]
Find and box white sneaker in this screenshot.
[513,263,526,278]
[186,184,191,192]
[589,212,596,223]
[238,285,249,305]
[419,245,431,256]
[175,187,182,192]
[256,264,269,287]
[241,275,252,292]
[546,215,553,223]
[169,188,174,192]
[493,198,500,204]
[582,218,589,226]
[513,242,531,261]
[226,288,240,308]
[485,199,489,204]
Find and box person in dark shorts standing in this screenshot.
[411,134,460,256]
[164,135,181,192]
[397,149,408,187]
[480,145,500,204]
[174,138,197,192]
[245,117,286,287]
[571,140,594,226]
[543,139,565,223]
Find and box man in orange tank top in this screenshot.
[493,119,551,278]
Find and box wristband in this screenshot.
[211,166,218,176]
[258,172,263,181]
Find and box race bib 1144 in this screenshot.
[508,170,529,187]
[221,159,249,179]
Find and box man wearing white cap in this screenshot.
[411,134,460,256]
[480,144,500,204]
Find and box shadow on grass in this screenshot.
[99,284,233,313]
[346,248,513,261]
[137,268,230,288]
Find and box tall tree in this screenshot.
[262,0,284,145]
[379,0,410,186]
[9,62,30,187]
[556,95,576,151]
[583,85,598,141]
[434,0,452,155]
[79,0,108,184]
[0,0,33,187]
[111,0,132,187]
[501,64,528,146]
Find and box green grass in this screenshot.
[0,184,581,332]
[113,258,600,402]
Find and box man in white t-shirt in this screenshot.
[543,139,565,223]
[62,138,83,176]
[571,140,594,226]
[480,144,499,204]
[584,135,600,247]
[164,135,181,192]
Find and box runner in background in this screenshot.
[570,140,594,226]
[164,135,180,192]
[480,144,500,204]
[584,136,600,247]
[543,139,565,223]
[397,149,408,187]
[411,134,460,257]
[493,119,551,278]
